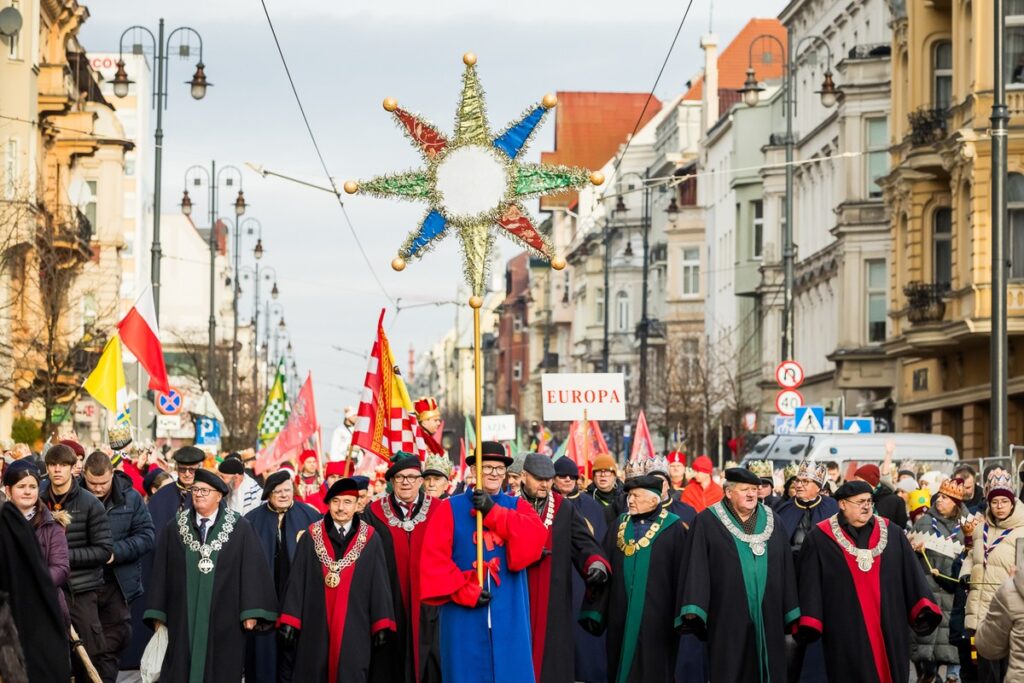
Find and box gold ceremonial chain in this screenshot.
[828,514,888,572]
[381,494,432,532]
[177,509,237,574]
[617,508,668,557]
[711,502,774,556]
[539,494,555,529]
[312,520,368,588]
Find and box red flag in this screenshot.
[629,410,655,462]
[117,286,170,394]
[254,373,319,475]
[454,437,468,484]
[565,420,610,476]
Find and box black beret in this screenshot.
[173,446,206,465]
[623,475,663,497]
[554,457,580,478]
[193,468,229,496]
[385,454,422,481]
[142,467,165,496]
[262,470,292,500]
[724,467,761,486]
[324,477,367,504]
[2,458,40,486]
[834,480,874,501]
[218,458,245,475]
[466,441,513,467]
[352,475,370,488]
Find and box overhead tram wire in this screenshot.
[257,0,395,306]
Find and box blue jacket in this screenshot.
[98,471,155,602]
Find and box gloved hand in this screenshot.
[277,624,297,648]
[580,616,604,636]
[373,629,391,648]
[472,489,495,516]
[959,575,971,591]
[475,590,493,608]
[586,563,609,587]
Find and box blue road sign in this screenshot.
[157,388,182,415]
[843,418,875,434]
[194,417,221,446]
[794,405,825,432]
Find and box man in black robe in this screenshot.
[678,467,800,683]
[521,454,609,683]
[278,477,396,682]
[582,474,687,682]
[796,480,942,683]
[144,468,278,682]
[244,470,320,683]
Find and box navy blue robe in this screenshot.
[566,491,610,683]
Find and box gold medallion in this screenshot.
[623,545,636,557]
[324,571,340,588]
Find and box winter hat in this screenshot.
[985,468,1016,503]
[853,464,881,488]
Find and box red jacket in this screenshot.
[680,479,724,513]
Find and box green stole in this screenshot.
[710,502,771,683]
[616,511,680,683]
[181,509,235,683]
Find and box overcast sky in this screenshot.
[79,0,786,433]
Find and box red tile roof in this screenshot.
[683,18,787,101]
[539,91,662,209]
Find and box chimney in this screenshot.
[700,34,719,134]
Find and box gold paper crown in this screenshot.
[108,422,133,451]
[783,462,800,480]
[724,460,740,470]
[747,460,773,480]
[908,489,931,512]
[985,468,1015,497]
[795,460,827,486]
[625,459,648,479]
[423,454,452,478]
[938,478,965,502]
[646,455,669,476]
[414,396,441,422]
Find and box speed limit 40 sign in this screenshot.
[775,389,804,417]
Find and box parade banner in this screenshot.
[255,373,318,476]
[629,410,655,461]
[541,373,626,421]
[565,419,610,477]
[480,414,516,441]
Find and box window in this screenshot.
[1008,1,1024,86]
[866,117,888,198]
[595,287,604,324]
[512,361,522,381]
[124,152,136,177]
[82,294,97,330]
[681,338,699,381]
[6,29,18,60]
[933,207,952,289]
[616,291,630,332]
[4,138,17,199]
[1010,174,1024,279]
[933,41,953,109]
[866,259,887,343]
[681,247,700,295]
[83,181,98,235]
[512,315,524,333]
[751,200,764,258]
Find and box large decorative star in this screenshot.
[344,53,603,297]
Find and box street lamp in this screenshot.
[738,32,841,363]
[242,253,276,406]
[114,19,208,320]
[181,162,244,394]
[231,218,262,418]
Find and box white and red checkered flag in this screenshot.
[352,309,423,462]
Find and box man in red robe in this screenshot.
[365,453,442,683]
[278,477,396,682]
[680,455,723,513]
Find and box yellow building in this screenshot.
[884,1,1024,457]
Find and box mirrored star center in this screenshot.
[433,144,510,221]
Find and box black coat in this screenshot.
[40,478,113,594]
[97,471,155,602]
[873,484,908,529]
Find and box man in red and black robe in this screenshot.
[365,453,441,683]
[278,477,396,682]
[796,480,942,683]
[520,454,609,683]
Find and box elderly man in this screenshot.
[423,454,452,499]
[365,453,442,683]
[646,457,697,527]
[679,468,799,682]
[796,480,941,683]
[680,455,723,513]
[145,468,277,682]
[519,454,609,683]
[420,441,548,683]
[149,446,205,531]
[507,452,527,496]
[582,474,687,682]
[218,456,263,516]
[586,453,624,517]
[747,460,780,507]
[279,477,396,682]
[244,470,320,683]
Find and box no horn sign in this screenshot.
[541,373,626,421]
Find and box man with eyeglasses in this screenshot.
[421,441,547,683]
[365,453,442,683]
[148,446,205,533]
[145,468,277,682]
[796,480,941,683]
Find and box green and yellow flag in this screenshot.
[257,359,289,448]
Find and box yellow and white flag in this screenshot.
[83,335,130,423]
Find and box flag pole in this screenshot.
[470,295,485,587]
[583,409,589,480]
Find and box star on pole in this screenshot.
[344,52,604,297]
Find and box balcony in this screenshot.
[906,108,947,146]
[41,207,92,269]
[904,282,948,324]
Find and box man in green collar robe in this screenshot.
[678,467,800,682]
[580,474,687,683]
[144,468,278,682]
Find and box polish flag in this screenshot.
[117,286,170,395]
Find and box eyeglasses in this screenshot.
[178,466,199,474]
[481,465,507,475]
[190,486,216,497]
[393,474,422,483]
[845,497,873,508]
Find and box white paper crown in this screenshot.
[795,460,826,486]
[646,455,669,476]
[625,459,648,479]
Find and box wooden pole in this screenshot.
[343,441,355,477]
[583,408,589,480]
[472,302,485,586]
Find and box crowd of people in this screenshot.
[0,433,1023,683]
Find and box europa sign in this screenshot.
[541,373,626,421]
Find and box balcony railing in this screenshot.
[904,282,948,324]
[907,107,947,146]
